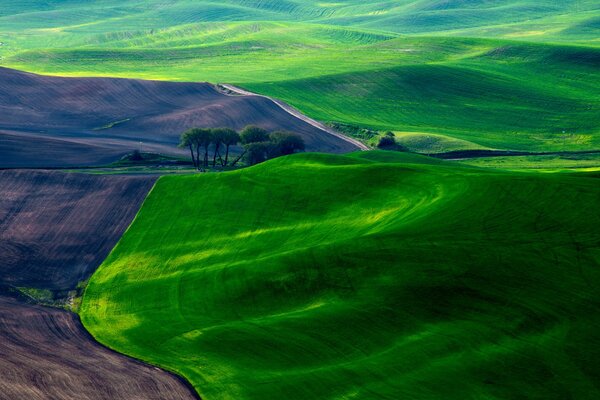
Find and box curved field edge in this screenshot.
[0,170,157,292]
[0,296,199,400]
[81,152,600,399]
[0,170,199,399]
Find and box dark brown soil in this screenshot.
[0,170,199,398]
[0,67,358,167]
[0,170,156,292]
[0,295,197,400]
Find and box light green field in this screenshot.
[1,1,598,41]
[1,2,599,153]
[81,152,600,399]
[461,152,600,171]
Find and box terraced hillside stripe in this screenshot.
[0,67,358,168]
[82,152,600,399]
[0,1,597,42]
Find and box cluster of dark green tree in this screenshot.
[377,131,407,152]
[179,125,305,170]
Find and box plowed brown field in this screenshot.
[0,170,155,292]
[0,296,197,400]
[0,67,358,167]
[0,170,197,399]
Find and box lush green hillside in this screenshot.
[247,40,600,151]
[81,152,600,399]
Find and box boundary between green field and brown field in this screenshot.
[217,84,370,151]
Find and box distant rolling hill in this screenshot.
[1,1,597,154]
[246,39,600,152]
[0,67,357,167]
[0,1,597,41]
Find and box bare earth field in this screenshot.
[0,296,197,400]
[0,170,156,292]
[0,67,357,167]
[0,170,197,399]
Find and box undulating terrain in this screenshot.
[82,152,600,400]
[1,1,599,399]
[1,1,598,153]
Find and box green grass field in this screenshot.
[81,152,600,399]
[461,152,600,171]
[2,1,598,153]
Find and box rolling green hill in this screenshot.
[1,1,598,153]
[1,1,598,40]
[247,40,600,151]
[81,152,600,399]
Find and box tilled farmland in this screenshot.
[0,67,358,167]
[0,296,197,400]
[0,170,196,399]
[0,170,156,291]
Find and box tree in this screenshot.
[180,126,306,169]
[240,125,269,145]
[268,131,305,157]
[130,149,143,161]
[237,125,270,166]
[195,128,213,168]
[377,132,408,152]
[179,128,213,170]
[377,132,397,149]
[210,128,225,167]
[245,142,270,165]
[219,128,240,166]
[179,129,199,168]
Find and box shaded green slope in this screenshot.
[82,153,600,399]
[246,40,600,151]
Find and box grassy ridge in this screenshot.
[244,38,600,151]
[247,43,600,151]
[81,152,600,399]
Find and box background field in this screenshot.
[1,1,598,153]
[82,152,600,400]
